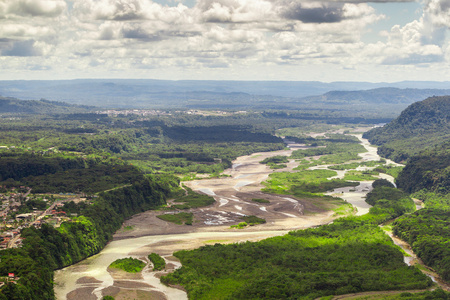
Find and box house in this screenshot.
[33,220,43,229]
[10,201,21,208]
[0,240,9,249]
[16,213,33,221]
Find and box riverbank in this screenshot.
[55,138,340,299]
[54,128,406,300]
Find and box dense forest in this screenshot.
[363,96,450,288]
[392,150,450,284]
[365,182,416,219]
[0,97,449,299]
[158,97,450,299]
[396,141,450,194]
[0,152,143,193]
[0,113,290,177]
[393,208,450,282]
[0,110,294,298]
[363,96,450,162]
[0,175,178,299]
[0,109,392,178]
[161,187,431,299]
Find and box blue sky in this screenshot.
[0,0,449,82]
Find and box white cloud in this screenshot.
[369,0,450,66]
[1,39,45,56]
[73,0,144,21]
[0,0,66,18]
[73,0,190,22]
[424,0,450,28]
[98,22,121,40]
[195,0,274,24]
[0,23,54,38]
[0,0,449,81]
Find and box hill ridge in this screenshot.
[363,95,450,162]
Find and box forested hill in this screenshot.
[301,87,450,104]
[363,96,450,162]
[0,96,94,114]
[396,141,450,194]
[384,98,450,284]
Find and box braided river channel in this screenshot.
[55,131,408,300]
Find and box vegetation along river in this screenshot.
[54,129,407,300]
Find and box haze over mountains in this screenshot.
[2,79,450,98]
[0,97,95,114]
[1,80,450,116]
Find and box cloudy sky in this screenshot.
[0,0,449,82]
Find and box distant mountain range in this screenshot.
[300,87,450,104]
[1,79,450,99]
[0,80,450,116]
[0,96,95,114]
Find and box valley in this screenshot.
[0,95,448,300]
[54,129,413,300]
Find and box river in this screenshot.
[54,231,289,300]
[323,134,401,215]
[54,130,405,299]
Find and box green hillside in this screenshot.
[363,96,450,162]
[396,141,450,194]
[365,96,450,285]
[0,96,94,114]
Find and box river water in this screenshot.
[54,231,288,299]
[54,132,405,299]
[323,134,401,215]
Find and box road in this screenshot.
[7,195,82,248]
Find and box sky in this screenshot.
[0,0,449,82]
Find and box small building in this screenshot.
[16,213,33,221]
[0,240,9,249]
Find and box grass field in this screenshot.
[157,212,194,225]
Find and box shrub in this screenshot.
[109,257,146,273]
[148,253,166,271]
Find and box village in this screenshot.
[0,186,89,250]
[97,109,248,117]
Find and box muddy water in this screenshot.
[383,229,450,290]
[54,231,287,299]
[54,139,312,299]
[323,134,403,215]
[54,131,399,299]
